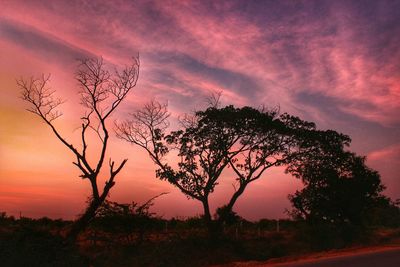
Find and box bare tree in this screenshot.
[18,56,139,240]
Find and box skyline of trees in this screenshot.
[115,98,391,236]
[16,56,396,240]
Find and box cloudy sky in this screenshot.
[0,0,399,220]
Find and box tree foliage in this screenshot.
[116,102,326,232]
[288,152,385,226]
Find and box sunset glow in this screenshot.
[0,0,399,220]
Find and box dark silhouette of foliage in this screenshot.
[286,133,394,247]
[223,111,317,222]
[92,193,167,243]
[215,206,241,226]
[18,56,140,240]
[0,211,399,266]
[0,226,88,267]
[116,102,321,235]
[288,151,385,225]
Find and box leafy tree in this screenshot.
[116,101,319,234]
[287,131,385,244]
[221,112,317,222]
[18,57,139,240]
[287,144,387,231]
[116,102,245,234]
[366,197,400,227]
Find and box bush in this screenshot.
[0,227,87,267]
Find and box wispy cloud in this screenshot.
[1,0,399,219]
[367,143,400,199]
[2,0,399,125]
[0,18,94,65]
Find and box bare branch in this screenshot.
[136,192,169,213]
[106,56,140,118]
[178,112,198,128]
[115,100,170,157]
[18,55,139,238]
[205,90,222,108]
[18,74,64,122]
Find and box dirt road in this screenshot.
[262,247,400,267]
[222,246,400,267]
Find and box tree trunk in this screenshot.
[66,198,102,241]
[226,184,246,213]
[201,199,224,239]
[218,182,247,224]
[66,178,114,242]
[201,199,215,237]
[202,199,212,225]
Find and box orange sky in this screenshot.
[0,0,399,220]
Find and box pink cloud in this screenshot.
[1,0,399,219]
[367,144,400,200]
[368,143,400,162]
[3,0,398,126]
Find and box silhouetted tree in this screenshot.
[287,141,387,231]
[116,101,322,235]
[220,112,317,222]
[18,56,139,240]
[367,197,400,227]
[116,102,246,235]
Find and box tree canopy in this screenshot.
[117,102,352,233]
[288,151,386,226]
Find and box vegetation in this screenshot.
[115,101,321,235]
[18,57,140,239]
[0,208,399,267]
[286,135,394,247]
[13,58,400,266]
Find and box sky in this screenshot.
[0,0,399,221]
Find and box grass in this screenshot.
[0,215,399,267]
